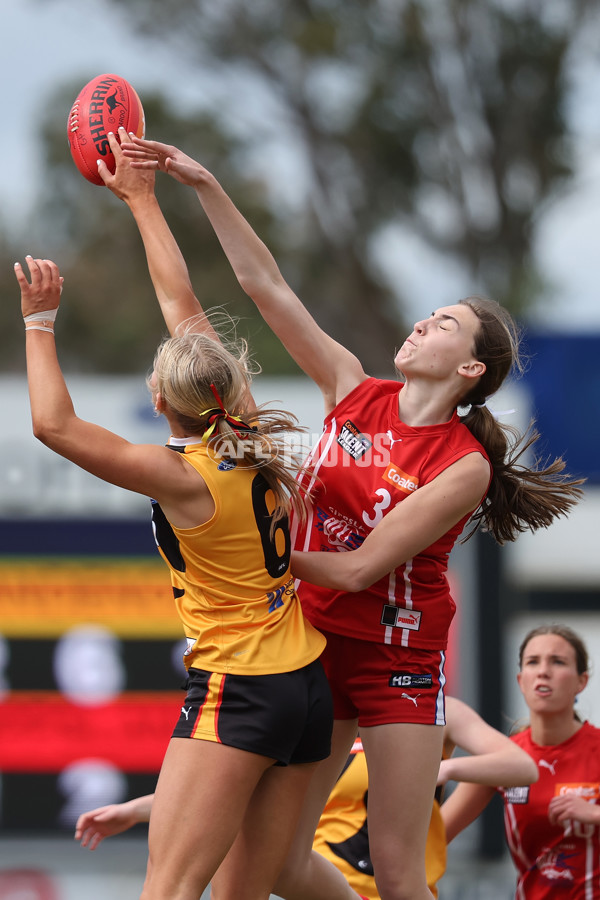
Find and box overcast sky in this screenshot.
[4,0,600,333]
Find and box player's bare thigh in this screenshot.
[142,737,274,900]
[362,723,443,899]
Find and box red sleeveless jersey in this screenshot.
[293,378,489,649]
[502,722,600,899]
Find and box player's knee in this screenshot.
[272,859,300,897]
[371,848,431,900]
[374,873,431,900]
[272,846,316,899]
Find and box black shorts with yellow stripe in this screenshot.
[172,658,333,765]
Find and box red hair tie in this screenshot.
[198,384,256,441]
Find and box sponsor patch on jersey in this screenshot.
[217,458,237,471]
[504,785,530,804]
[556,782,600,801]
[389,672,433,688]
[337,420,372,459]
[380,604,422,630]
[382,463,419,494]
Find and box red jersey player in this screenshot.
[443,625,600,899]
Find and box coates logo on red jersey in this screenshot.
[383,463,419,494]
[557,782,600,801]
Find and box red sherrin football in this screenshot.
[67,73,145,185]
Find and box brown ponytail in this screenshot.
[458,297,585,544]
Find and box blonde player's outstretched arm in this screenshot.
[17,257,215,512]
[98,130,217,341]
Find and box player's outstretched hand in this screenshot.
[15,257,63,319]
[121,136,206,188]
[97,128,156,204]
[75,801,142,850]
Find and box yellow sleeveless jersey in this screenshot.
[312,740,446,898]
[152,440,325,676]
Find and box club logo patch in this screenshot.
[217,458,237,471]
[337,420,372,459]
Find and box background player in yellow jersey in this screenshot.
[16,251,333,900]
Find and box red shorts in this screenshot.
[319,630,446,727]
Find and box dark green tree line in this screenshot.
[0,0,596,373]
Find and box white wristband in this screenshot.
[25,323,55,334]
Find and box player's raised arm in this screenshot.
[68,76,202,339]
[16,257,209,510]
[122,136,367,413]
[98,130,215,341]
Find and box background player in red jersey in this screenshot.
[443,624,600,899]
[113,132,583,900]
